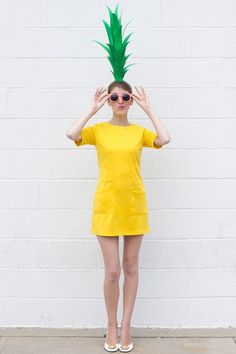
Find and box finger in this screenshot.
[135,86,142,94]
[99,92,109,101]
[98,87,105,94]
[101,96,109,104]
[131,91,140,96]
[97,89,107,98]
[136,86,145,97]
[140,86,146,94]
[131,93,141,99]
[100,96,109,106]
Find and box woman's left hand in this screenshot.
[131,86,152,112]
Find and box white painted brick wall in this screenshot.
[0,0,236,328]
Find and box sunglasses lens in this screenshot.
[123,93,130,101]
[110,93,131,101]
[110,93,118,101]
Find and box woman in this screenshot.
[66,80,171,352]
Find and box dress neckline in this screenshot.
[105,122,134,127]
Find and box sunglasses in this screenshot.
[109,92,132,102]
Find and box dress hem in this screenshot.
[91,229,150,236]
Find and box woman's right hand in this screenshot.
[90,87,109,113]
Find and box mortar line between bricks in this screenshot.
[0,334,236,339]
[2,177,236,180]
[1,266,236,270]
[2,117,236,120]
[1,237,236,241]
[38,56,236,58]
[1,296,236,299]
[2,86,236,89]
[1,25,236,28]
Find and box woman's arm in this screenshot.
[66,108,96,142]
[66,87,109,141]
[144,107,171,147]
[131,86,171,147]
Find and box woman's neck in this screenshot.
[110,114,129,125]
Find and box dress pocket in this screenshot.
[93,191,111,214]
[131,190,148,214]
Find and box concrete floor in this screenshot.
[0,328,236,354]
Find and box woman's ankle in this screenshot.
[107,321,118,328]
[120,322,131,328]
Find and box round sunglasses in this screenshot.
[109,92,131,102]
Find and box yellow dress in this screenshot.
[74,121,162,236]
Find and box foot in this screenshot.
[119,323,133,349]
[106,323,118,346]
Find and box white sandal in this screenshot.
[104,326,119,352]
[118,328,134,352]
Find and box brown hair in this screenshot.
[107,80,132,94]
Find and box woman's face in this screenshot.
[107,87,133,115]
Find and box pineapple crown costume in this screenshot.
[92,4,136,82]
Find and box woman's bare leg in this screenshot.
[120,234,144,346]
[96,235,121,344]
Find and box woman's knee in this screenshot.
[123,260,138,276]
[105,266,121,282]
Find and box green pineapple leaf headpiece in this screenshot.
[92,3,136,81]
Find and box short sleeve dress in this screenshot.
[74,121,162,236]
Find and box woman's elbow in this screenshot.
[165,137,171,144]
[66,132,75,140]
[160,137,171,146]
